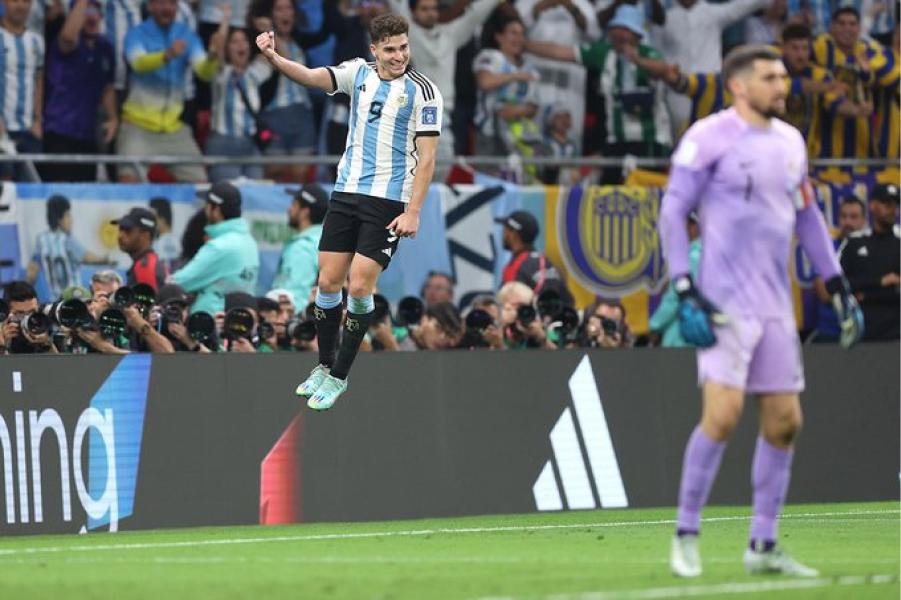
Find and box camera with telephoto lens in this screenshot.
[186,311,216,348]
[601,316,619,337]
[223,307,256,341]
[285,318,317,342]
[0,298,8,322]
[459,308,494,349]
[372,294,391,323]
[465,308,493,333]
[516,304,537,325]
[43,298,95,329]
[162,301,185,325]
[536,289,564,321]
[111,286,135,309]
[396,296,424,326]
[18,312,51,337]
[132,284,156,315]
[258,319,276,341]
[548,306,581,347]
[98,308,128,340]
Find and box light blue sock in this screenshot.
[315,289,342,310]
[348,295,375,314]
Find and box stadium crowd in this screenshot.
[1,178,897,356]
[0,0,897,355]
[0,0,895,184]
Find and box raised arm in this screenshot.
[255,30,335,92]
[524,39,577,63]
[58,0,88,54]
[446,0,503,49]
[710,0,769,28]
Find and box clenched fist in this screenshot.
[256,31,276,60]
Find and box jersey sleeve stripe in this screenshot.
[407,70,434,101]
[325,66,338,93]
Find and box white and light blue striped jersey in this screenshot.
[326,58,443,204]
[0,27,44,133]
[211,60,272,137]
[103,0,142,90]
[33,230,86,300]
[267,39,311,110]
[472,49,539,139]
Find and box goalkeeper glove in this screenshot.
[825,275,864,349]
[674,275,727,348]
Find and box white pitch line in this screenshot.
[0,509,895,558]
[477,574,900,600]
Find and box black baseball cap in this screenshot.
[871,184,900,205]
[197,182,242,210]
[496,210,540,244]
[289,184,329,222]
[158,284,190,306]
[112,207,157,233]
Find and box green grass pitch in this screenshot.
[0,502,896,599]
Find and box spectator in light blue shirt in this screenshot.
[170,182,260,315]
[272,184,327,313]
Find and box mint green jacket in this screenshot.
[172,218,259,315]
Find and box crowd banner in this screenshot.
[0,344,897,536]
[0,178,884,331]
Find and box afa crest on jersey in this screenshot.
[558,186,666,296]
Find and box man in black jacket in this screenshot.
[839,184,900,341]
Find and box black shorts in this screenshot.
[318,191,406,269]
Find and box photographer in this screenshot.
[498,281,553,350]
[459,295,505,350]
[221,292,260,353]
[0,282,58,355]
[158,285,213,352]
[398,302,464,351]
[256,296,282,352]
[367,294,402,351]
[580,299,632,348]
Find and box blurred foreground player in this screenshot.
[659,45,863,578]
[256,14,443,411]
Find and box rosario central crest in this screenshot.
[558,186,666,296]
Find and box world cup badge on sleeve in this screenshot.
[422,106,438,125]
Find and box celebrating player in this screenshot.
[256,14,443,411]
[659,45,863,578]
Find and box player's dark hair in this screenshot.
[781,23,812,42]
[149,197,173,227]
[840,195,866,213]
[369,13,408,44]
[831,6,860,22]
[46,195,70,230]
[722,45,782,84]
[3,281,37,303]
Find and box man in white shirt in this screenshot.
[387,0,502,180]
[519,0,600,152]
[655,0,770,136]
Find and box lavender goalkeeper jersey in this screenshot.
[660,108,840,318]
